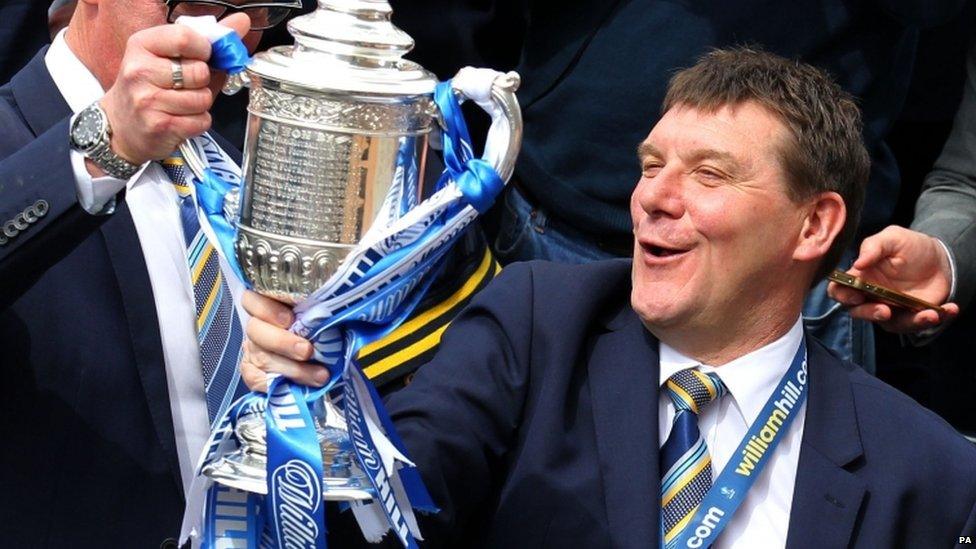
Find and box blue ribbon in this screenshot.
[433,82,504,214]
[209,32,250,75]
[194,168,247,283]
[264,378,327,549]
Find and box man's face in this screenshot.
[630,101,810,334]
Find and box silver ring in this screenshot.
[171,58,184,90]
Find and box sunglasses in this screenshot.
[164,0,302,31]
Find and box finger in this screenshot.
[245,340,330,388]
[134,57,211,90]
[827,282,865,306]
[852,232,897,270]
[168,58,212,90]
[848,302,892,323]
[241,343,268,392]
[242,290,294,327]
[167,111,212,141]
[220,12,252,40]
[154,88,214,115]
[139,24,213,61]
[246,315,313,362]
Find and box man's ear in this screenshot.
[793,191,846,262]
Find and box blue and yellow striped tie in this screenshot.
[660,369,727,547]
[162,151,246,425]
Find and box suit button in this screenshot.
[31,199,49,218]
[159,538,179,549]
[3,221,18,238]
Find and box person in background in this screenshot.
[831,37,976,337]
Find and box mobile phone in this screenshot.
[827,270,943,314]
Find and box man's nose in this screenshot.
[633,169,685,220]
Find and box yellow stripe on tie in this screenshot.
[197,270,222,332]
[667,380,699,414]
[664,504,701,543]
[363,324,449,380]
[662,455,711,507]
[192,246,214,284]
[691,369,716,400]
[357,248,493,359]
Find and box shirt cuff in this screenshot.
[934,237,958,303]
[71,149,126,215]
[906,237,957,344]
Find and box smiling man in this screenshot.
[242,48,976,547]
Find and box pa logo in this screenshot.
[720,487,735,499]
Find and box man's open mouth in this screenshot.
[647,245,685,257]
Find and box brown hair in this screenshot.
[663,46,869,281]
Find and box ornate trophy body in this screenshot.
[196,0,522,504]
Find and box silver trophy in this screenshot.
[193,0,522,501]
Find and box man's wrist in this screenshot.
[69,101,141,179]
[84,157,107,178]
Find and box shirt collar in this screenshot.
[659,316,804,425]
[44,28,105,114]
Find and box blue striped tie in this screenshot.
[660,369,727,547]
[161,150,247,425]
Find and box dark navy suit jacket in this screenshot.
[0,49,239,547]
[383,259,976,548]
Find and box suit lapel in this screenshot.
[12,50,183,494]
[100,199,183,495]
[786,337,866,548]
[10,47,72,136]
[588,305,661,548]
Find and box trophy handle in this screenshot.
[447,68,523,183]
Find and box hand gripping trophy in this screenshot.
[176,1,522,547]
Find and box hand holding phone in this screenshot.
[826,226,959,334]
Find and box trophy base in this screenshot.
[202,403,377,502]
[203,449,377,501]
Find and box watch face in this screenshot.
[72,107,103,150]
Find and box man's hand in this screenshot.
[240,290,330,393]
[828,225,959,333]
[98,13,251,166]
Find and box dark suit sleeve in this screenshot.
[958,500,976,547]
[912,39,976,312]
[382,262,536,546]
[0,116,110,309]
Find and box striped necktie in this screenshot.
[660,368,728,547]
[161,149,246,425]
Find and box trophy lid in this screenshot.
[247,0,438,97]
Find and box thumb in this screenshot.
[852,232,896,271]
[220,12,251,40]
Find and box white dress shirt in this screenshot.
[658,317,806,549]
[45,29,248,497]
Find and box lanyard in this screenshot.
[665,338,808,549]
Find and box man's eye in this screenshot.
[642,164,663,177]
[694,167,726,183]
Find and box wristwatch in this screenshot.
[69,101,140,180]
